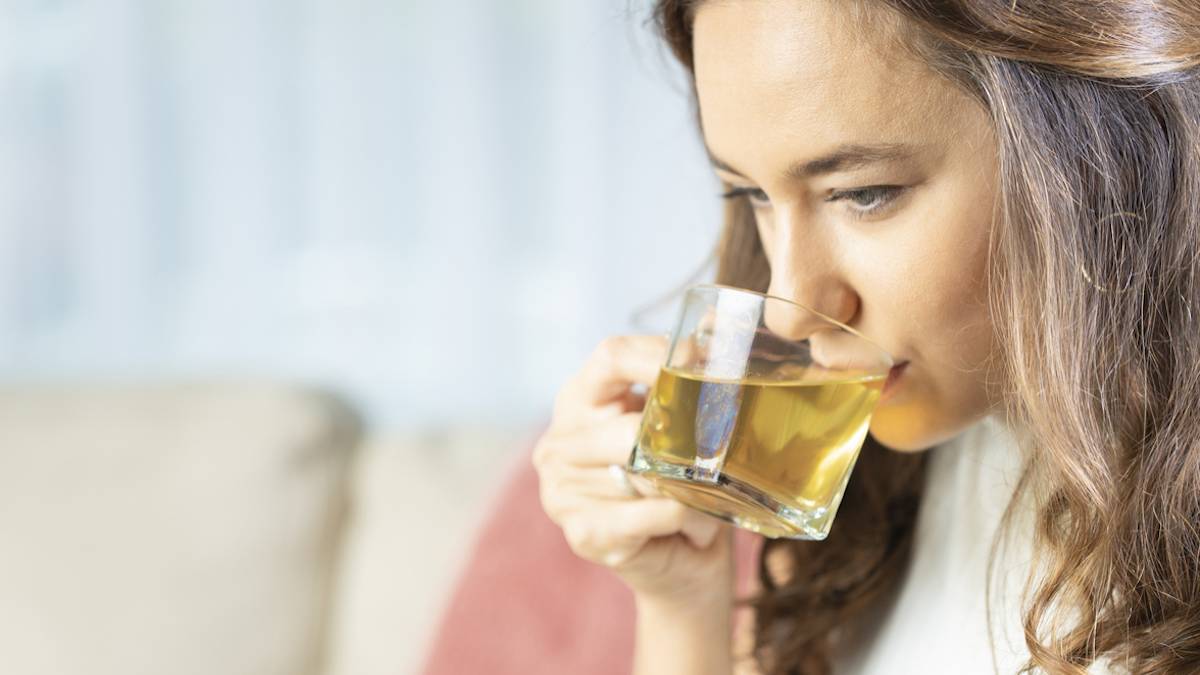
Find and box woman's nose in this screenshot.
[762,232,858,341]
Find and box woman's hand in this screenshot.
[532,334,735,609]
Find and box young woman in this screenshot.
[531,1,1200,672]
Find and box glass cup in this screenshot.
[628,283,894,540]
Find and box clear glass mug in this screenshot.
[628,284,894,540]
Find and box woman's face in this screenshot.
[693,0,1002,451]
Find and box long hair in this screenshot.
[649,1,1200,673]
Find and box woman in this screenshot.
[531,0,1200,673]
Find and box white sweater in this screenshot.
[836,415,1040,674]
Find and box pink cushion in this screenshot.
[420,428,763,674]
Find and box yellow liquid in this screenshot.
[631,366,884,539]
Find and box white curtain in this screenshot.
[0,0,722,431]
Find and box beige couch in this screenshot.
[0,381,527,675]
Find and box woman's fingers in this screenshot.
[544,458,667,506]
[533,412,643,468]
[532,332,736,584]
[560,497,692,565]
[558,498,728,570]
[553,335,668,423]
[537,456,664,527]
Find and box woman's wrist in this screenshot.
[633,593,734,675]
[634,588,733,618]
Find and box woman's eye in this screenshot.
[719,186,771,209]
[720,184,906,218]
[826,186,905,217]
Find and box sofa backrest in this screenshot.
[0,381,360,675]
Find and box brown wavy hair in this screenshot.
[646,0,1200,673]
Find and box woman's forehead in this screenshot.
[692,0,966,170]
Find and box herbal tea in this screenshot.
[631,365,884,539]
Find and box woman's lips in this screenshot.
[880,361,909,403]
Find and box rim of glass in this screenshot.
[687,283,893,362]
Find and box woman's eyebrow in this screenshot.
[706,142,923,180]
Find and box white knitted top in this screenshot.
[835,415,1045,675]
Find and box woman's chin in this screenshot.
[868,429,936,453]
[868,404,986,453]
[868,406,951,453]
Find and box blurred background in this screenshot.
[0,1,724,674]
[0,0,719,427]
